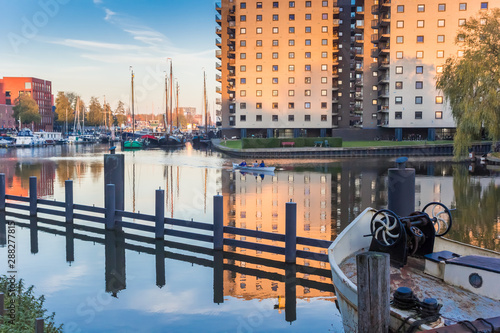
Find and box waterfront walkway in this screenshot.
[211,139,492,159]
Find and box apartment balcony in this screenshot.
[227,51,235,59]
[216,74,222,82]
[378,89,389,98]
[354,24,364,34]
[371,34,379,44]
[216,98,221,105]
[332,71,339,78]
[379,45,390,55]
[353,48,364,58]
[377,119,389,127]
[228,69,235,78]
[355,92,363,101]
[332,97,339,103]
[352,121,363,128]
[381,0,391,8]
[371,19,379,29]
[332,110,339,116]
[332,47,340,54]
[216,27,222,36]
[332,7,340,16]
[378,105,389,112]
[378,59,390,68]
[215,14,221,25]
[332,19,340,28]
[216,62,221,70]
[215,50,222,59]
[355,78,363,86]
[378,75,389,83]
[228,5,235,14]
[216,86,222,94]
[379,16,390,27]
[354,35,364,45]
[371,4,379,15]
[332,33,339,41]
[215,2,221,13]
[332,84,339,91]
[216,38,221,48]
[229,103,236,114]
[355,11,364,20]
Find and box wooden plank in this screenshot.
[167,218,214,231]
[5,194,30,202]
[296,250,329,262]
[116,210,156,222]
[37,199,65,208]
[223,226,286,242]
[224,238,285,255]
[73,204,106,214]
[5,203,29,210]
[73,213,106,224]
[120,221,155,233]
[164,229,213,243]
[297,236,332,249]
[424,316,500,332]
[37,207,66,217]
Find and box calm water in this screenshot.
[0,144,499,332]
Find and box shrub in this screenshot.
[241,137,342,148]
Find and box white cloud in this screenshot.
[51,38,141,51]
[104,8,116,21]
[93,0,102,3]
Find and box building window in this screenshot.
[321,102,327,108]
[241,2,246,9]
[458,50,464,57]
[305,39,311,45]
[272,77,279,84]
[395,81,403,89]
[256,115,262,121]
[289,39,295,46]
[288,90,295,96]
[272,40,279,46]
[240,40,246,47]
[240,28,246,34]
[321,51,327,58]
[417,36,424,43]
[256,90,262,96]
[240,102,246,109]
[438,4,445,11]
[481,2,488,9]
[436,96,443,104]
[305,102,311,109]
[397,5,404,12]
[256,15,262,21]
[395,66,403,74]
[273,65,278,71]
[255,53,261,59]
[288,65,295,72]
[272,27,279,33]
[256,103,262,109]
[256,27,262,34]
[395,96,403,104]
[321,77,328,83]
[240,90,246,96]
[256,2,262,8]
[438,19,445,27]
[305,52,311,58]
[288,115,294,121]
[416,81,423,89]
[396,51,403,59]
[322,13,328,20]
[321,64,327,71]
[417,4,425,12]
[240,115,246,121]
[289,1,295,8]
[321,90,327,96]
[272,102,278,108]
[417,20,424,28]
[240,53,247,59]
[305,89,311,96]
[322,26,328,32]
[435,111,443,119]
[459,19,467,26]
[416,66,423,74]
[396,20,404,28]
[305,65,311,71]
[273,1,279,8]
[416,51,423,59]
[272,115,278,121]
[436,66,443,73]
[240,65,246,72]
[305,13,311,20]
[289,52,295,58]
[437,35,445,43]
[322,1,328,6]
[305,77,311,84]
[240,78,246,84]
[321,115,327,121]
[272,52,278,59]
[305,115,311,121]
[289,14,295,20]
[240,15,246,21]
[415,111,422,119]
[289,27,295,33]
[256,65,262,72]
[372,99,377,105]
[289,102,294,109]
[415,96,423,104]
[459,3,467,10]
[396,36,404,43]
[395,112,402,119]
[256,78,262,84]
[437,50,444,58]
[273,14,279,21]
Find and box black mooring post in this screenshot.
[0,173,5,211]
[285,263,297,323]
[155,189,165,239]
[388,157,415,216]
[213,194,223,250]
[29,176,37,216]
[65,180,73,223]
[213,250,224,304]
[285,201,297,263]
[155,239,165,288]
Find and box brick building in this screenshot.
[0,105,15,129]
[0,77,54,131]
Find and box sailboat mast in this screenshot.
[165,73,169,135]
[169,60,173,134]
[204,71,208,135]
[176,81,179,130]
[131,68,135,135]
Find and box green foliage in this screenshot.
[87,96,103,126]
[241,137,342,149]
[114,100,127,127]
[0,276,63,332]
[54,92,75,126]
[436,9,500,158]
[12,94,41,125]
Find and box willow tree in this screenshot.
[436,8,500,158]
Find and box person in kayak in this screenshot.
[239,161,247,166]
[259,160,265,167]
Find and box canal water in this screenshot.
[0,144,499,332]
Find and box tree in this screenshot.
[436,9,500,158]
[114,100,127,127]
[87,96,102,126]
[13,93,41,126]
[54,92,75,133]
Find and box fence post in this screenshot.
[35,317,44,333]
[65,180,73,223]
[105,184,116,230]
[285,201,297,263]
[357,252,390,333]
[29,176,37,216]
[155,189,165,239]
[0,173,5,211]
[213,194,223,250]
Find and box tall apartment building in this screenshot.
[216,0,495,140]
[0,77,54,131]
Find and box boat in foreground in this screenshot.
[328,204,500,332]
[232,163,275,173]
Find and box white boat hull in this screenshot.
[232,163,275,173]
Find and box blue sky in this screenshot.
[0,0,217,116]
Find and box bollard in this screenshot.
[285,263,297,323]
[0,292,4,316]
[65,180,73,223]
[213,250,224,304]
[105,184,116,230]
[104,154,124,211]
[66,224,75,264]
[0,173,5,211]
[35,317,44,333]
[155,239,165,288]
[30,216,39,254]
[388,157,415,216]
[213,194,223,250]
[285,201,297,263]
[29,176,37,216]
[155,189,165,239]
[357,252,390,333]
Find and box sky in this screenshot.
[0,0,217,117]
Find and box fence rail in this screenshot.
[0,174,333,263]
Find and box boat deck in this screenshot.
[340,251,500,325]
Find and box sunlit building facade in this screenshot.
[216,0,496,140]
